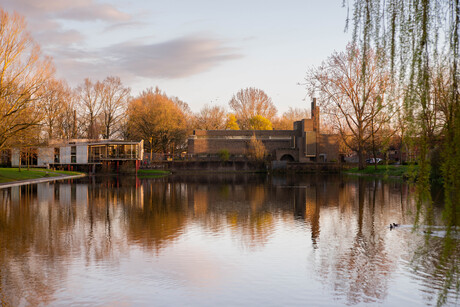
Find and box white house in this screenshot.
[10,139,144,172]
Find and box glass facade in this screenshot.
[88,143,140,163]
[71,146,76,163]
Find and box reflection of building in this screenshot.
[9,139,144,172]
[188,99,340,162]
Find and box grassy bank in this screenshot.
[345,165,419,179]
[0,168,84,183]
[137,169,171,178]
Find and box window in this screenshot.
[20,148,38,166]
[54,148,60,163]
[71,146,76,163]
[89,145,106,162]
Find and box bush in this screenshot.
[218,149,230,161]
[247,135,266,162]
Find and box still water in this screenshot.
[0,174,458,306]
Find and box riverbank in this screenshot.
[137,169,171,177]
[0,168,86,188]
[345,165,419,179]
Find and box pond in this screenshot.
[0,174,458,306]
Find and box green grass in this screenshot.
[345,164,419,179]
[137,169,171,178]
[0,168,84,183]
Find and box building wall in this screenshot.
[37,148,54,167]
[76,145,88,164]
[61,146,71,164]
[193,130,295,138]
[318,134,340,162]
[11,149,19,167]
[189,138,292,156]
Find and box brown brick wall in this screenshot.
[193,130,294,138]
[190,138,291,155]
[318,134,340,161]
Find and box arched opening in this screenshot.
[280,154,295,162]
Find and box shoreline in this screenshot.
[0,173,87,189]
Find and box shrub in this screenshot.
[218,149,230,162]
[247,135,266,161]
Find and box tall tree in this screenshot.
[0,9,53,149]
[193,104,227,130]
[248,115,272,130]
[126,88,187,153]
[345,1,459,303]
[273,107,310,130]
[76,78,102,139]
[228,87,277,129]
[100,76,130,139]
[306,44,391,169]
[55,94,78,140]
[225,114,240,130]
[41,79,71,140]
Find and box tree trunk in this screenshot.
[358,148,365,170]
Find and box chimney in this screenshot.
[311,98,320,132]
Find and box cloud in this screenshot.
[51,35,243,84]
[34,29,85,46]
[110,36,243,78]
[1,1,242,84]
[2,0,131,22]
[103,21,148,32]
[57,4,130,22]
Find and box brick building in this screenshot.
[188,99,340,162]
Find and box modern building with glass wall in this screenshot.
[9,139,144,172]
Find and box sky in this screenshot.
[2,0,351,114]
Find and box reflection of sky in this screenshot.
[0,177,458,306]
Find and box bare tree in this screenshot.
[55,93,78,140]
[306,45,391,169]
[228,87,277,129]
[171,95,194,137]
[76,78,102,139]
[0,9,53,150]
[41,79,72,140]
[273,107,310,129]
[100,76,130,139]
[193,104,227,130]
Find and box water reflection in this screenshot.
[0,174,457,306]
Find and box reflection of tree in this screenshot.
[0,185,69,306]
[187,182,276,251]
[123,181,187,252]
[409,236,459,306]
[0,174,456,306]
[313,178,397,304]
[0,180,131,305]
